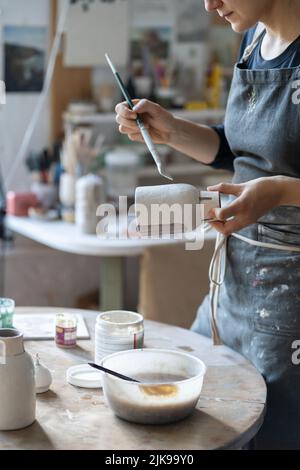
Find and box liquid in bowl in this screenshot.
[101,349,206,425]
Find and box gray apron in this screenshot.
[192,27,300,449]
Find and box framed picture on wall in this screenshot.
[131,27,171,62]
[176,0,209,43]
[4,25,47,93]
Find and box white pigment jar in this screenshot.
[95,311,144,364]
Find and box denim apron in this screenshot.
[192,26,300,449]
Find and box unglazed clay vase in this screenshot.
[0,329,36,430]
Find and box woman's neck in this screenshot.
[258,0,300,60]
[261,0,300,43]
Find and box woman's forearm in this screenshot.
[167,117,221,165]
[276,175,300,207]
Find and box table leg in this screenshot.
[100,257,124,311]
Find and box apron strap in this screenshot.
[206,227,300,346]
[208,232,228,346]
[241,23,266,63]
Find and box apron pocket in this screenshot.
[258,224,300,247]
[254,318,300,337]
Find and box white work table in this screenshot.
[5,215,216,310]
[5,215,197,257]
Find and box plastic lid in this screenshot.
[66,364,102,388]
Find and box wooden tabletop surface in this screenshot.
[0,308,266,450]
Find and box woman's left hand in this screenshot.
[207,176,284,235]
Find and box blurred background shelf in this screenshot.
[99,162,228,179]
[63,108,226,128]
[63,107,229,187]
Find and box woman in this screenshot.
[115,0,300,449]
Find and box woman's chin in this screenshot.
[230,20,254,33]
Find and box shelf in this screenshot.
[63,108,226,126]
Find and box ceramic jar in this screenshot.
[0,329,36,430]
[75,174,105,234]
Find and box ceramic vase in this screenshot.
[0,329,36,430]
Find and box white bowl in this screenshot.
[101,348,206,425]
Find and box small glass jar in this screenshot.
[0,298,14,328]
[55,313,77,349]
[95,310,144,363]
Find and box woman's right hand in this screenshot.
[115,99,176,145]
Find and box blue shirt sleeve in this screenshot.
[207,125,236,172]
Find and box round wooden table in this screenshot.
[0,308,266,450]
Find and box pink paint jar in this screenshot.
[55,313,77,349]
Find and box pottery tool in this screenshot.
[105,53,173,182]
[199,192,222,222]
[88,362,140,383]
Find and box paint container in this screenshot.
[6,192,39,217]
[55,313,77,349]
[0,298,14,328]
[95,311,144,364]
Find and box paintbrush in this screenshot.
[88,362,140,383]
[204,217,221,223]
[105,53,173,182]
